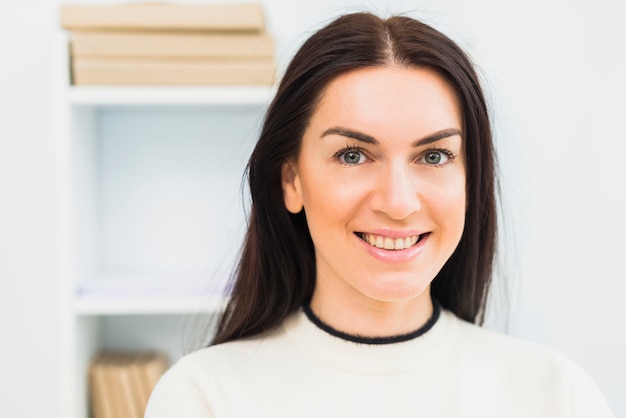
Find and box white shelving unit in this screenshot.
[56,38,274,418]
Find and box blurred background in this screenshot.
[0,0,624,417]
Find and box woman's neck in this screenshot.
[308,288,434,339]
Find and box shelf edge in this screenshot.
[74,295,227,316]
[67,85,277,106]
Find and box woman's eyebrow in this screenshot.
[413,128,463,147]
[320,127,463,146]
[320,127,378,144]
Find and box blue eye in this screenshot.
[421,150,453,165]
[336,147,368,165]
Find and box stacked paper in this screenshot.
[60,3,276,85]
[89,352,169,418]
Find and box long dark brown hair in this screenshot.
[211,12,497,345]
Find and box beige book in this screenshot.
[91,353,121,418]
[70,31,274,59]
[89,353,111,418]
[132,352,170,410]
[142,353,170,399]
[114,354,143,418]
[130,354,153,417]
[72,57,275,86]
[60,3,265,32]
[102,354,127,418]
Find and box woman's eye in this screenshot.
[338,149,367,165]
[421,150,451,165]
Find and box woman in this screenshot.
[145,12,614,417]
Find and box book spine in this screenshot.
[60,3,264,31]
[71,32,274,59]
[89,355,109,418]
[72,58,276,86]
[143,353,170,392]
[131,355,152,417]
[89,352,169,418]
[116,355,143,418]
[102,354,124,418]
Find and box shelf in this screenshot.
[56,32,268,418]
[67,85,277,106]
[74,294,225,316]
[75,272,229,315]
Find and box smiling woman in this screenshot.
[281,66,467,337]
[145,12,615,418]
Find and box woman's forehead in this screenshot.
[307,66,463,143]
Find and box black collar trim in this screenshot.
[302,301,441,345]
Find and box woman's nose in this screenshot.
[370,163,422,220]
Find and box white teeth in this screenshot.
[368,234,376,246]
[361,233,421,250]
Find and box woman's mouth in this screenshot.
[355,232,427,251]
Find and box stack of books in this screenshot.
[89,352,169,418]
[60,3,275,85]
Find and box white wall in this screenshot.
[0,0,60,416]
[0,0,623,417]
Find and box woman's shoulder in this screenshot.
[446,309,580,372]
[145,330,283,418]
[170,327,282,378]
[442,310,614,416]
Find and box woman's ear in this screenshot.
[281,160,304,213]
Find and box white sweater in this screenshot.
[145,307,614,418]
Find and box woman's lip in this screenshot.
[356,228,425,239]
[355,232,430,264]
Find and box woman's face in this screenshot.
[282,66,465,318]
